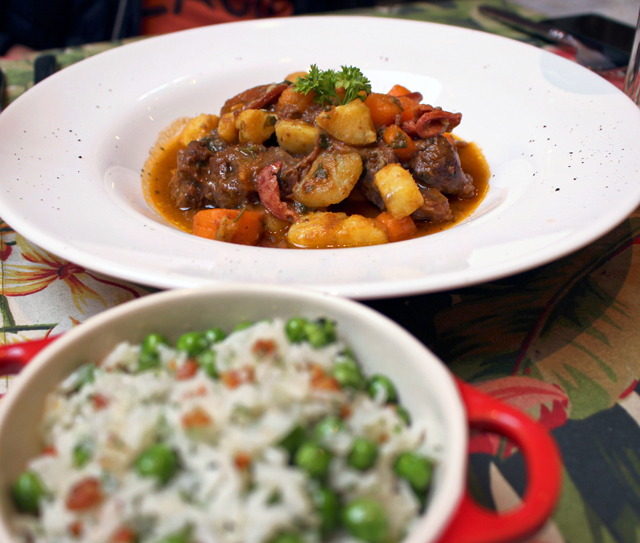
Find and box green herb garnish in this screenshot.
[293,64,371,106]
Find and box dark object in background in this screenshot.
[542,13,635,68]
[0,0,382,57]
[0,0,142,56]
[33,54,58,84]
[293,0,376,13]
[0,67,4,112]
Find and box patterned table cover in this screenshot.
[1,2,639,542]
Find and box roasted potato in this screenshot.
[287,212,388,248]
[179,114,220,147]
[315,99,376,146]
[236,109,277,144]
[292,150,363,208]
[218,112,239,143]
[373,164,425,219]
[275,119,320,155]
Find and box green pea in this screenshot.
[142,333,169,354]
[269,533,304,543]
[279,425,306,457]
[332,362,365,390]
[73,441,93,468]
[285,317,309,343]
[305,319,336,349]
[233,321,254,332]
[367,375,398,404]
[196,350,218,379]
[294,441,332,479]
[342,498,389,543]
[313,416,344,442]
[393,452,433,493]
[347,438,378,471]
[204,327,227,344]
[157,526,192,543]
[139,333,168,372]
[395,405,411,426]
[138,351,160,372]
[311,486,340,537]
[335,350,357,365]
[176,332,208,357]
[135,444,179,485]
[12,471,46,514]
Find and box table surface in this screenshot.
[1,2,640,542]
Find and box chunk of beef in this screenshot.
[203,145,297,209]
[168,140,213,209]
[411,187,453,221]
[169,137,298,211]
[356,142,399,210]
[410,136,474,198]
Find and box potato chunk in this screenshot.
[292,150,363,208]
[287,212,388,248]
[218,112,239,143]
[315,99,376,146]
[236,109,277,144]
[179,114,220,146]
[275,119,320,155]
[373,164,425,219]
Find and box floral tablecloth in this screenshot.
[2,2,640,542]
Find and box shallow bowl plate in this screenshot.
[1,16,639,298]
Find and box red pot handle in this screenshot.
[0,336,58,375]
[437,378,562,543]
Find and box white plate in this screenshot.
[1,16,639,299]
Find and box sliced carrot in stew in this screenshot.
[396,95,421,123]
[364,93,404,127]
[375,212,418,242]
[193,209,264,246]
[382,125,416,161]
[387,84,412,97]
[275,86,316,115]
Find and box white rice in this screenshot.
[13,318,437,543]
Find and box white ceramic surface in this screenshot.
[0,16,639,299]
[0,284,467,543]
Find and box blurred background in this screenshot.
[1,0,637,59]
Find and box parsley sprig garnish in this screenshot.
[292,65,372,106]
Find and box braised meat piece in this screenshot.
[411,187,453,221]
[403,105,462,139]
[220,82,290,115]
[170,136,300,211]
[169,141,213,209]
[356,142,399,209]
[410,136,474,198]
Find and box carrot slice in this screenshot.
[382,125,416,161]
[275,86,316,115]
[388,84,412,97]
[396,95,421,123]
[66,478,103,511]
[364,93,403,127]
[375,212,417,242]
[193,209,264,246]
